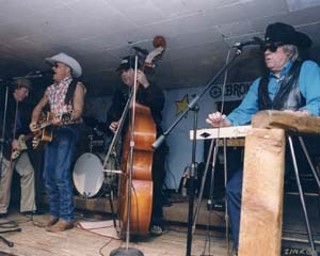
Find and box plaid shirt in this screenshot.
[46,77,72,115]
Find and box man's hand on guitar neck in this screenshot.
[29,121,39,132]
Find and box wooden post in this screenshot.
[238,128,286,256]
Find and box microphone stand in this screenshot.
[0,79,10,181]
[186,104,199,255]
[192,137,219,234]
[110,54,144,256]
[103,88,133,170]
[152,48,243,256]
[103,83,134,231]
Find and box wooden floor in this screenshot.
[1,191,319,256]
[0,210,230,256]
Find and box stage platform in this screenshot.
[39,192,227,229]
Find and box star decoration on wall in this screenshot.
[175,94,189,117]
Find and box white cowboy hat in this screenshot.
[45,52,82,78]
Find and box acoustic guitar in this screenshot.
[32,111,73,148]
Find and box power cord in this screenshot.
[0,220,21,247]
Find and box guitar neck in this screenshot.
[38,120,54,130]
[34,111,72,131]
[32,120,53,132]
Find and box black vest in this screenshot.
[258,61,305,111]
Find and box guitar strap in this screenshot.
[64,79,79,106]
[64,79,84,128]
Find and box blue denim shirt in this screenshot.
[227,60,320,126]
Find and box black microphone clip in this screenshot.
[233,37,263,49]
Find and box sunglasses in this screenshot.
[53,62,68,68]
[261,42,283,52]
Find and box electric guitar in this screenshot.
[32,111,73,148]
[11,133,34,160]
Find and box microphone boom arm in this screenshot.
[152,48,242,149]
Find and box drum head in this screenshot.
[73,153,104,198]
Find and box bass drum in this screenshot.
[73,153,104,198]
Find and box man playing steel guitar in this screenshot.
[206,22,320,255]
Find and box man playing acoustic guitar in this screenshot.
[30,52,86,232]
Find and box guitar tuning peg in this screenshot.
[32,137,40,149]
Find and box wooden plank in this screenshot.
[252,110,320,135]
[216,138,245,147]
[238,128,286,256]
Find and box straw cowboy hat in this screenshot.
[45,52,82,78]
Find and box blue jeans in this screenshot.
[43,126,79,222]
[226,167,243,252]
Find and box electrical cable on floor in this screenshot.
[0,219,19,228]
[0,219,21,247]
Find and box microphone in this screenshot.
[132,46,149,55]
[233,37,262,48]
[24,70,53,78]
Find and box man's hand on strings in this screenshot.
[29,121,39,132]
[136,70,150,89]
[206,111,232,128]
[11,139,21,151]
[109,121,119,133]
[51,115,62,125]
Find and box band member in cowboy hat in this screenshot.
[206,22,320,255]
[107,55,169,235]
[30,52,86,232]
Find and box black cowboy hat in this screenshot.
[264,22,312,49]
[116,55,142,72]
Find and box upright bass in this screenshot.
[116,36,167,237]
